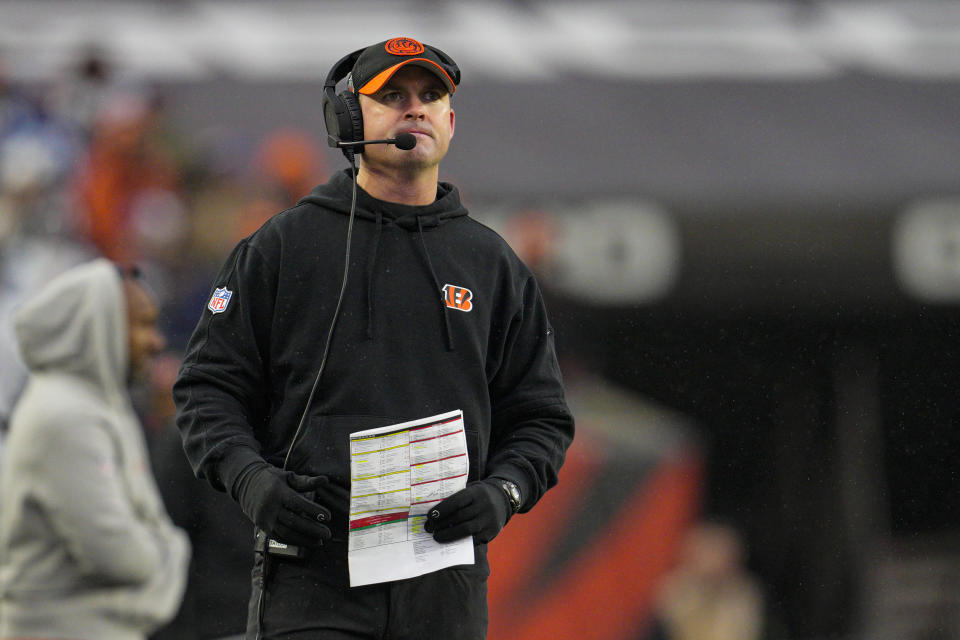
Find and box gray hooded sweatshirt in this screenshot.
[0,259,190,639]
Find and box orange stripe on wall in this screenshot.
[487,436,606,637]
[505,453,703,640]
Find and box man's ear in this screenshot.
[449,108,455,139]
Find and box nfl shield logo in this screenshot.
[207,287,233,314]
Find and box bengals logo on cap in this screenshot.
[442,284,473,312]
[385,37,425,56]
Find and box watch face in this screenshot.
[502,481,521,511]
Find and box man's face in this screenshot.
[124,279,165,382]
[358,65,455,171]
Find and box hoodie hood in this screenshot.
[298,169,469,350]
[298,169,468,229]
[14,258,128,401]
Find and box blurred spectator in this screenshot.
[143,352,253,640]
[0,113,93,431]
[0,259,189,638]
[0,55,37,141]
[1,119,81,235]
[184,128,257,263]
[251,127,329,210]
[46,45,120,141]
[647,522,781,640]
[220,127,330,247]
[157,126,329,351]
[72,90,180,263]
[159,127,261,350]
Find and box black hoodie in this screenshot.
[173,169,574,544]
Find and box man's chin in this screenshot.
[371,142,442,165]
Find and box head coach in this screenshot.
[173,36,574,640]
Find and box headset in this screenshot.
[322,48,367,157]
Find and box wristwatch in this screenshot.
[498,479,522,514]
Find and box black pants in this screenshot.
[247,540,490,640]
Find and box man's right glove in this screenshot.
[231,461,333,547]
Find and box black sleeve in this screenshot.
[485,274,574,512]
[172,238,277,492]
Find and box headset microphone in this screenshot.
[391,133,417,150]
[331,132,417,151]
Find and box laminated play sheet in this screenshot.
[347,409,474,586]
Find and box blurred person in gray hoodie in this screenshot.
[0,258,190,639]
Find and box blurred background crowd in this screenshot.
[1,1,959,639]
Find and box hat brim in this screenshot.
[357,58,457,95]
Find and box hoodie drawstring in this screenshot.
[417,216,454,351]
[365,210,383,339]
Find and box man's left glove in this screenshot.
[424,479,512,544]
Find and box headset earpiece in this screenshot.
[339,90,364,148]
[322,49,366,158]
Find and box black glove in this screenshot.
[231,461,333,547]
[423,480,511,544]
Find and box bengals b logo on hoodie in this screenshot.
[442,284,473,312]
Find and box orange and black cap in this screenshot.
[349,37,460,96]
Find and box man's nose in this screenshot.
[404,98,427,118]
[152,330,166,353]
